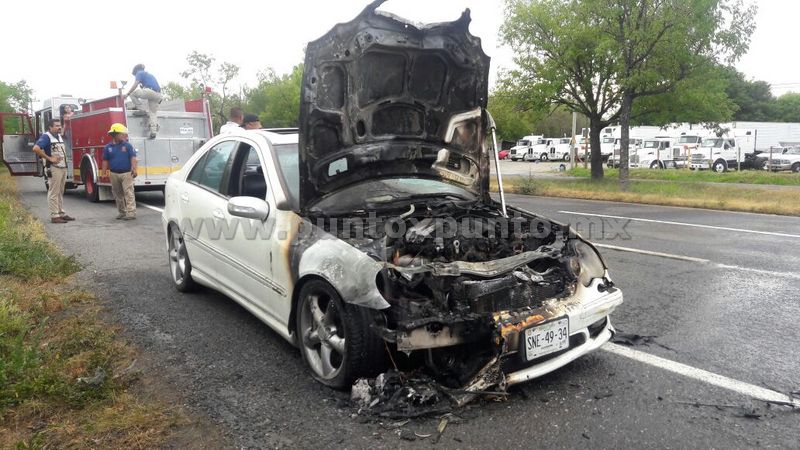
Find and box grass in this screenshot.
[565,167,800,186]
[496,176,800,216]
[0,168,203,448]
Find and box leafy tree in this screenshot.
[722,68,777,121]
[775,93,800,123]
[487,93,539,141]
[631,62,736,127]
[500,0,756,183]
[175,51,242,130]
[245,65,303,128]
[0,80,33,113]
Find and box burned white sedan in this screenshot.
[162,1,622,392]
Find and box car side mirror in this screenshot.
[227,196,270,221]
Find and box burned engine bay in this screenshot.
[310,197,586,388]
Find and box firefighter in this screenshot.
[31,118,75,224]
[102,123,138,220]
[219,107,244,133]
[125,63,162,139]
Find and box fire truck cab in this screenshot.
[2,93,212,202]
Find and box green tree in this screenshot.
[500,0,756,183]
[0,80,33,113]
[245,65,303,128]
[723,68,777,121]
[176,51,242,130]
[775,92,800,122]
[487,93,539,141]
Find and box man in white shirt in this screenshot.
[219,107,243,134]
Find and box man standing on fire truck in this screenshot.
[102,124,138,220]
[125,64,162,139]
[31,119,75,224]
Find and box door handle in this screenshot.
[180,192,189,203]
[212,209,225,220]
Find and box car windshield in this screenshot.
[517,140,530,147]
[679,136,700,144]
[560,138,571,144]
[311,178,476,212]
[535,138,546,145]
[701,138,723,148]
[643,141,659,149]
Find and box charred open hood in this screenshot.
[299,0,492,209]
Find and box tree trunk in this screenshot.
[589,121,604,180]
[619,91,634,191]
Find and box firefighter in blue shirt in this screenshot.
[125,63,162,139]
[102,123,138,220]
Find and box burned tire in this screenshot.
[712,159,728,173]
[792,163,800,173]
[81,162,99,203]
[296,279,386,389]
[168,224,198,293]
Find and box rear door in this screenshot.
[1,113,38,176]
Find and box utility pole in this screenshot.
[571,111,577,170]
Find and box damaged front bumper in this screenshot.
[380,273,622,391]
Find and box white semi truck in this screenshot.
[689,130,757,172]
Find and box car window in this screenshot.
[227,144,268,200]
[188,140,237,194]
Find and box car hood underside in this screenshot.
[298,0,492,209]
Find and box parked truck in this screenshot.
[2,93,212,201]
[508,135,544,161]
[689,130,756,172]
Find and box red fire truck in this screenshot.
[1,93,212,201]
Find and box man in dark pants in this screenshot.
[31,118,75,223]
[102,123,138,220]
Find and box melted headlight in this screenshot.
[572,240,606,287]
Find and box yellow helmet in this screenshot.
[108,123,129,134]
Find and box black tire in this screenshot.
[650,161,663,169]
[712,159,728,173]
[540,153,549,161]
[296,279,386,389]
[168,225,198,292]
[792,163,800,173]
[564,154,571,162]
[81,162,99,203]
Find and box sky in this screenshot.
[1,0,797,108]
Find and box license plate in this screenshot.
[524,317,569,361]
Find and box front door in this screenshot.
[1,113,38,176]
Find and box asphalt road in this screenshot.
[15,177,800,448]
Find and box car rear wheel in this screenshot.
[168,225,197,292]
[296,280,385,389]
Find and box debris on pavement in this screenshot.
[351,370,455,419]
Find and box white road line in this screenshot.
[716,264,800,281]
[559,211,800,239]
[138,203,164,213]
[602,343,800,408]
[594,243,711,263]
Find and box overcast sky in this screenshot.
[2,0,797,107]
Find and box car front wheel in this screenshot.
[792,162,800,173]
[713,159,728,173]
[296,280,385,389]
